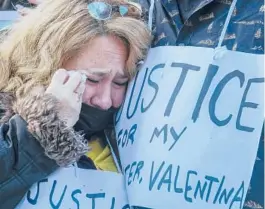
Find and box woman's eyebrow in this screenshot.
[80,68,128,79]
[80,68,111,76]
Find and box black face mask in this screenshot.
[74,103,117,139]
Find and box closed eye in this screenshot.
[114,81,128,86]
[86,77,99,83]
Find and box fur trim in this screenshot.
[13,93,89,167]
[0,92,15,124]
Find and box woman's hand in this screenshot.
[46,69,86,127]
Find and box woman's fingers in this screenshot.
[55,68,69,83]
[45,69,86,127]
[74,77,86,103]
[47,69,68,91]
[65,72,83,93]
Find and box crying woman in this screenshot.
[0,0,151,208]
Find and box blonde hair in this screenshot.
[0,0,151,98]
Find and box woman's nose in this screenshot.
[91,85,112,110]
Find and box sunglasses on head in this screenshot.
[87,2,129,20]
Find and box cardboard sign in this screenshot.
[116,46,264,209]
[16,167,129,209]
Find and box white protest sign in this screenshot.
[16,167,129,209]
[115,46,264,209]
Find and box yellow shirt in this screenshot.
[86,137,118,172]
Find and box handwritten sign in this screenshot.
[16,167,129,209]
[116,46,264,209]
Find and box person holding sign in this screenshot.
[0,0,151,208]
[114,0,264,209]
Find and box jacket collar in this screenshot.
[161,0,214,22]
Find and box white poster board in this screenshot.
[17,167,129,209]
[116,46,264,209]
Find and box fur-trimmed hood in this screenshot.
[0,92,15,124]
[0,91,89,167]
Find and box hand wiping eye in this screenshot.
[46,69,86,127]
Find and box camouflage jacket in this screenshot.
[138,0,264,208]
